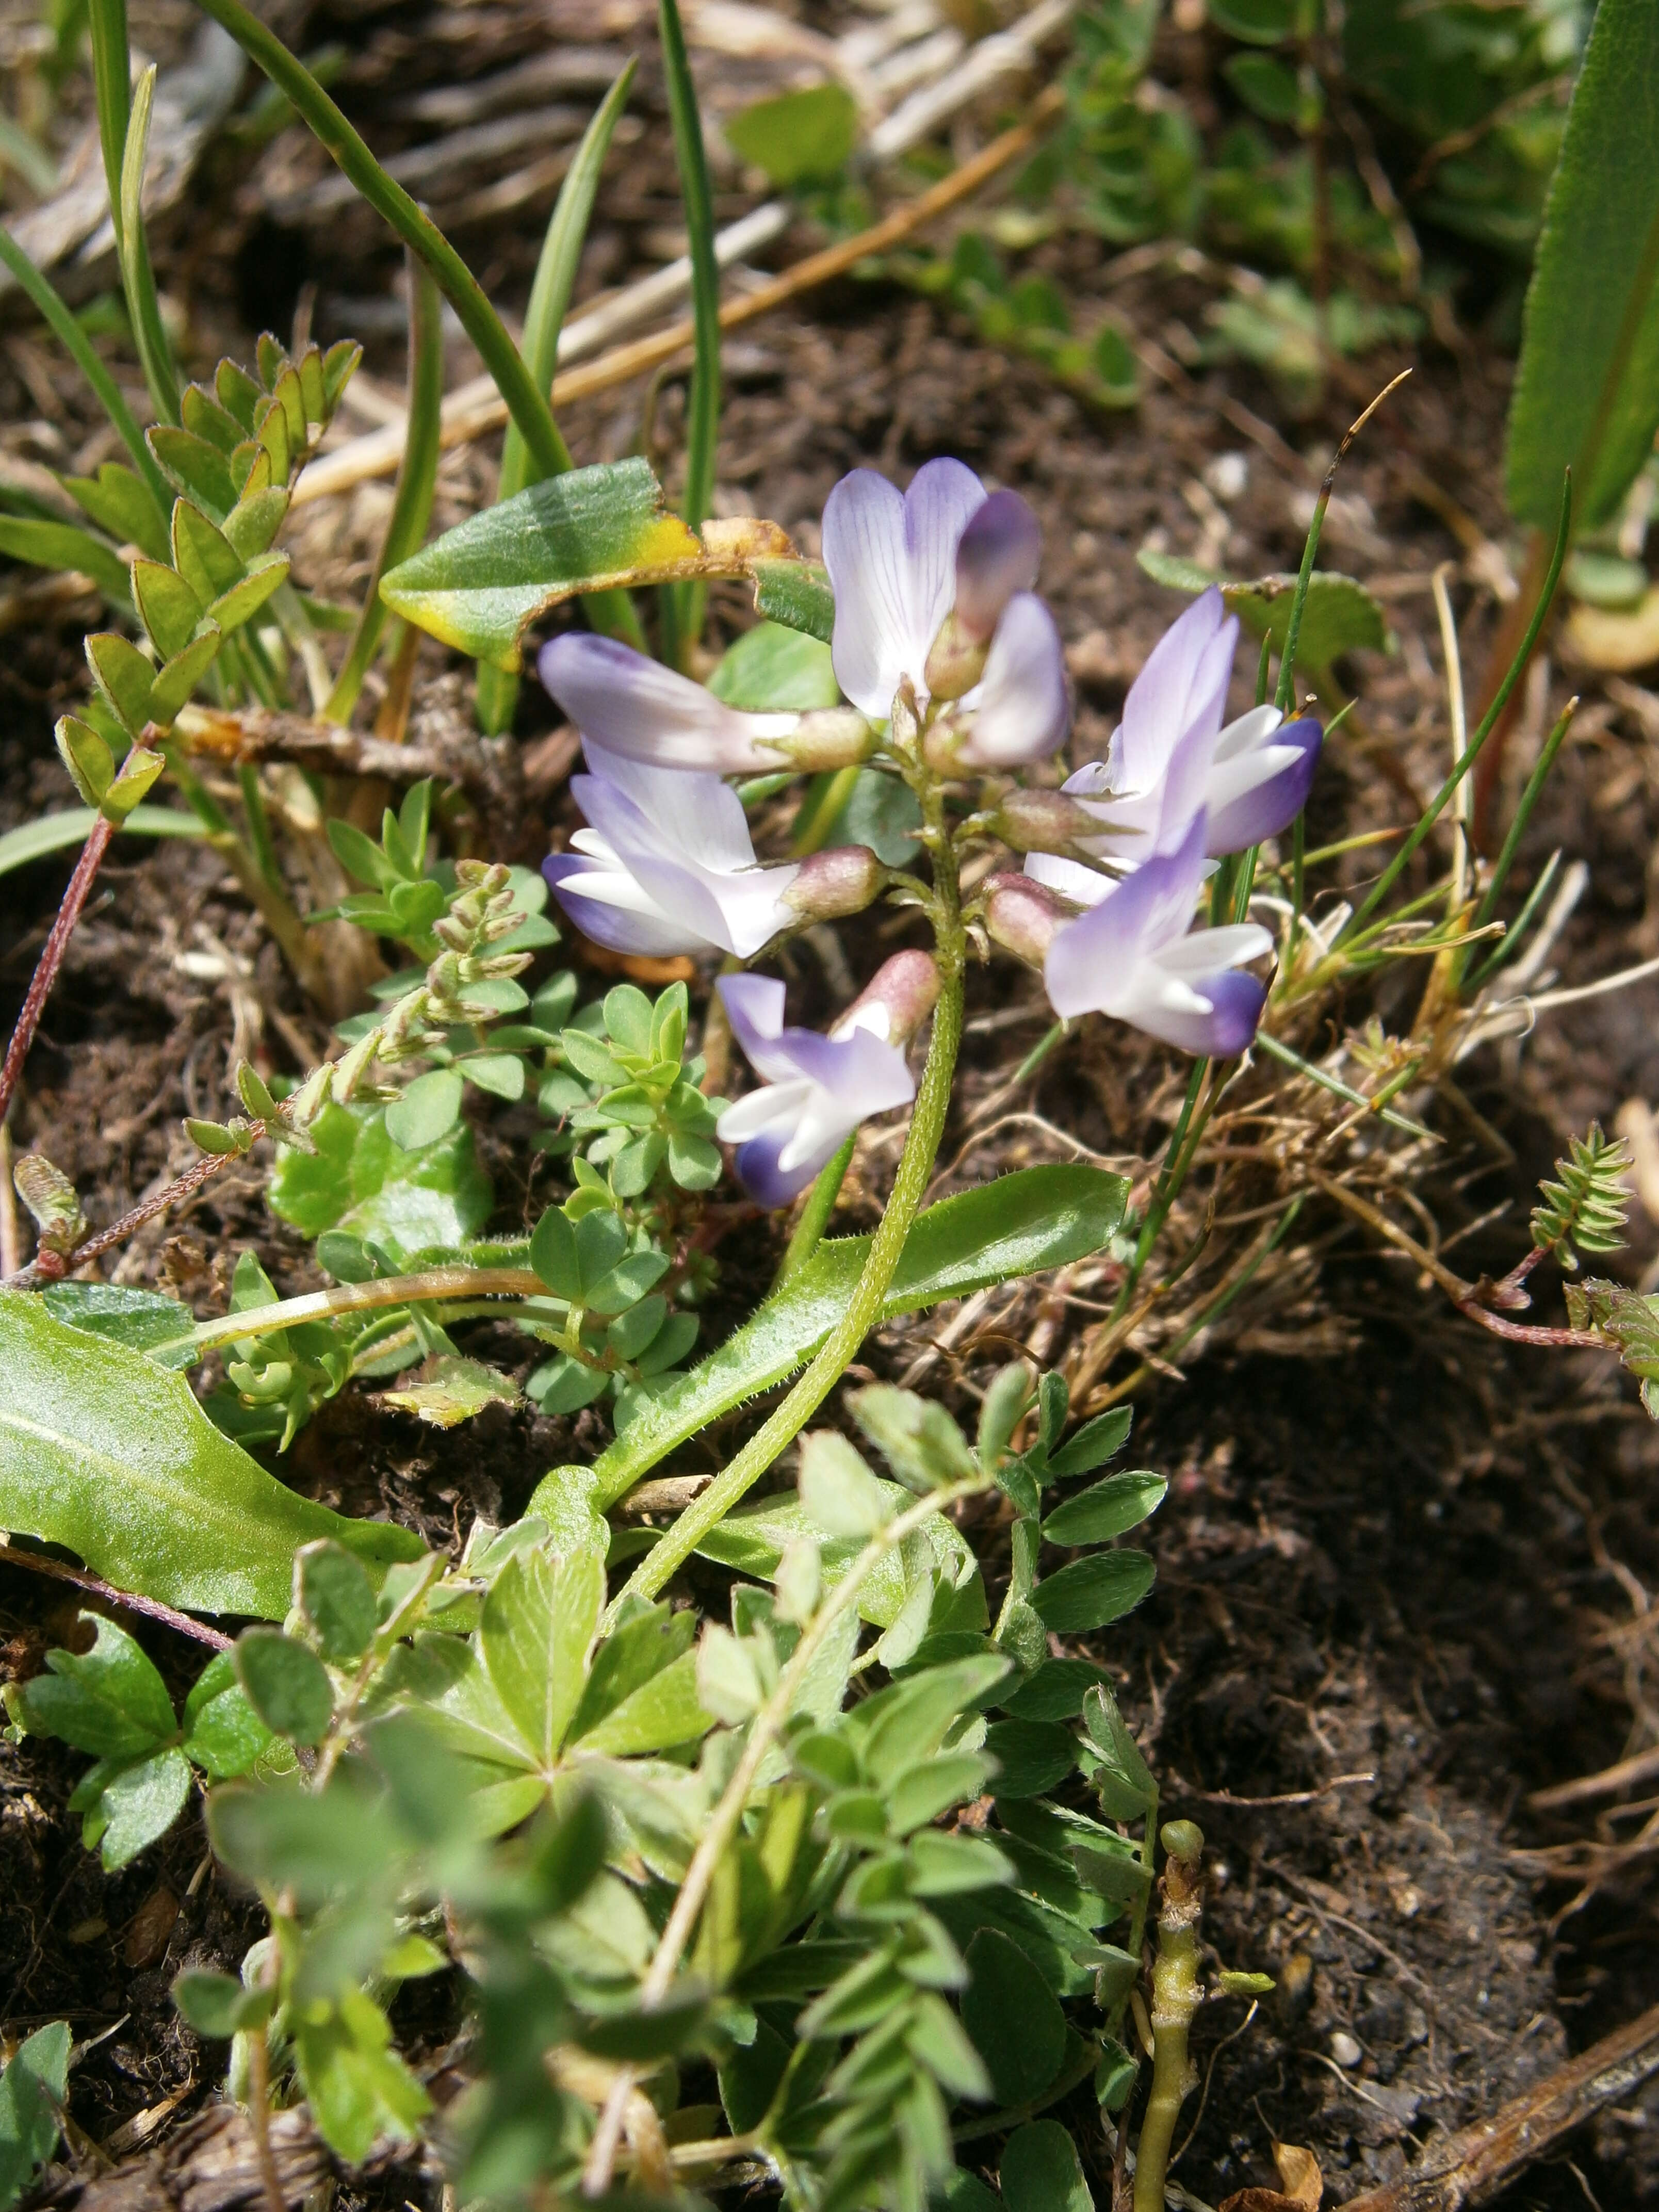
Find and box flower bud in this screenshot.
[923,612,989,704]
[783,843,886,923]
[834,949,941,1048]
[989,787,1123,854]
[770,707,877,772]
[982,872,1069,965]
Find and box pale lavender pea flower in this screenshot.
[540,633,800,773]
[1023,588,1321,905]
[1041,812,1274,1056]
[821,459,1068,763]
[715,952,939,1205]
[538,633,871,775]
[544,742,800,958]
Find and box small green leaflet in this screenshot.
[0,2021,71,2212]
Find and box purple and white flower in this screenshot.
[822,459,1069,765]
[538,633,872,776]
[544,743,802,958]
[990,815,1273,1056]
[1023,590,1321,907]
[715,952,939,1205]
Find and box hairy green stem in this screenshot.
[613,777,964,1608]
[1133,1859,1204,2212]
[613,959,964,1611]
[191,1265,546,1351]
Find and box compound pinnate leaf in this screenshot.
[173,1969,273,2039]
[181,1652,276,1780]
[1045,1405,1132,1481]
[0,1290,422,1616]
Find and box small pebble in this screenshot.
[1330,2030,1363,2069]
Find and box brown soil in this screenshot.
[4,9,1659,2209]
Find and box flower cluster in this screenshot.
[540,462,1321,1203]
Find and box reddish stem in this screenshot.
[0,811,115,1131]
[0,1541,233,1649]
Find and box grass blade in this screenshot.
[657,0,721,670]
[477,60,638,735]
[1340,469,1572,945]
[0,226,172,522]
[117,68,181,426]
[86,0,131,247]
[325,256,444,723]
[191,0,571,485]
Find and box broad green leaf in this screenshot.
[1137,548,1389,672]
[0,1289,423,1616]
[0,805,204,879]
[42,1282,198,1368]
[709,620,840,710]
[723,82,858,186]
[962,1930,1067,2106]
[380,457,703,669]
[90,1746,193,1868]
[1043,1470,1166,1544]
[565,1605,695,1741]
[1031,1550,1156,1633]
[1506,0,1659,532]
[235,1630,335,1746]
[566,1165,1127,1511]
[576,1649,710,1755]
[13,1615,176,1757]
[268,1101,493,1256]
[799,1431,889,1538]
[1207,0,1295,42]
[999,2121,1092,2212]
[173,1969,273,2039]
[0,2021,71,2211]
[695,1480,976,1631]
[482,1548,605,1768]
